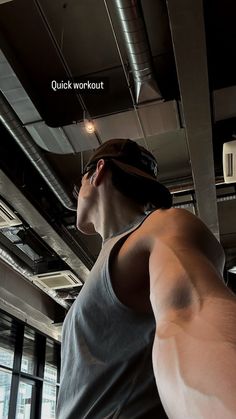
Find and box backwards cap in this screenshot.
[85,138,172,208]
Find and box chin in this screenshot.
[76,220,96,235]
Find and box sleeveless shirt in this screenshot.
[57,213,168,419]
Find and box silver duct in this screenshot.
[0,243,32,279]
[0,169,89,280]
[0,244,68,309]
[0,91,76,211]
[113,0,162,103]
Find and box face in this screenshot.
[75,172,97,235]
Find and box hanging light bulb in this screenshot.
[83,111,95,134]
[84,119,95,134]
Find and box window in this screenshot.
[21,327,37,375]
[41,339,60,419]
[44,339,58,384]
[0,310,60,419]
[0,314,16,369]
[41,382,57,419]
[0,369,12,419]
[16,379,35,419]
[0,313,17,418]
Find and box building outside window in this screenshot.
[41,339,59,419]
[0,369,12,419]
[0,310,60,419]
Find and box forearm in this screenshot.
[152,297,236,419]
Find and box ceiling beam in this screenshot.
[166,0,220,239]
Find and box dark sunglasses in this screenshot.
[72,163,97,199]
[73,185,80,199]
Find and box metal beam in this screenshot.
[166,0,220,239]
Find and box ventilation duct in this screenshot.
[0,243,69,308]
[113,0,162,103]
[0,169,89,280]
[0,91,76,211]
[0,243,32,280]
[32,270,82,289]
[0,200,22,228]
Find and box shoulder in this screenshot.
[128,207,194,256]
[140,207,225,272]
[141,207,203,239]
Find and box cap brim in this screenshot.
[111,158,172,206]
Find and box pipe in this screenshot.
[113,0,162,103]
[0,91,76,211]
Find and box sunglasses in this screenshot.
[72,163,97,199]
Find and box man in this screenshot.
[57,138,236,419]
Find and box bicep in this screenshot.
[148,235,216,326]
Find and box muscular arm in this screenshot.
[148,209,236,419]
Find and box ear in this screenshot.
[93,159,106,186]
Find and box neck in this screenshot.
[93,187,145,242]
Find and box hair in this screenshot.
[87,160,169,210]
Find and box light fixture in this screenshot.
[83,111,95,134]
[229,266,236,274]
[223,138,236,183]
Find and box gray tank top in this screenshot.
[57,213,168,419]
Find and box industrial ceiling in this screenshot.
[0,0,236,339]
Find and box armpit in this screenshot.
[155,284,200,338]
[158,282,201,328]
[168,283,193,310]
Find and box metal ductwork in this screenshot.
[0,91,76,211]
[113,0,162,103]
[0,243,32,280]
[0,169,89,280]
[0,243,69,309]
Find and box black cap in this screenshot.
[85,138,172,208]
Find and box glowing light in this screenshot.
[84,118,95,134]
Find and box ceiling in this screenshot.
[0,0,236,338]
